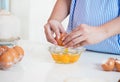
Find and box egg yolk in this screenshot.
[51,48,80,64]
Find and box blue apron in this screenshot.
[67,0,120,54]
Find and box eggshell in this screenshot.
[0,51,14,69]
[13,46,24,61]
[7,48,19,63]
[115,59,120,72]
[55,33,67,46]
[101,58,115,71]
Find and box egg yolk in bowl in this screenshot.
[49,45,85,64]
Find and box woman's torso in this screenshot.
[67,0,120,54]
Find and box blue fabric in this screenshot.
[119,0,120,15]
[67,0,120,54]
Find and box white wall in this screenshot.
[11,0,68,44]
[29,0,56,44]
[11,0,30,40]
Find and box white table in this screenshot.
[0,40,120,82]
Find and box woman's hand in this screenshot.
[63,24,108,48]
[44,20,66,44]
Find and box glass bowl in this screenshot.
[49,45,85,64]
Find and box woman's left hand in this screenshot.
[63,24,108,48]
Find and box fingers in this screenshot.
[63,30,83,45]
[44,20,66,45]
[64,35,87,47]
[49,21,60,39]
[63,24,88,44]
[44,23,57,44]
[59,24,66,34]
[48,20,66,39]
[62,24,90,48]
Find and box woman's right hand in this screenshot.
[44,20,66,44]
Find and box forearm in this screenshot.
[48,0,71,22]
[100,16,120,38]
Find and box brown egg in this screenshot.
[55,33,67,46]
[101,58,115,71]
[0,51,14,69]
[1,46,9,51]
[115,59,120,72]
[13,46,24,61]
[0,45,24,69]
[7,48,19,63]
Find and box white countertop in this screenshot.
[0,40,120,82]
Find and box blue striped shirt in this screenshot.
[67,0,120,54]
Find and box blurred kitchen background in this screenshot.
[0,0,68,44]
